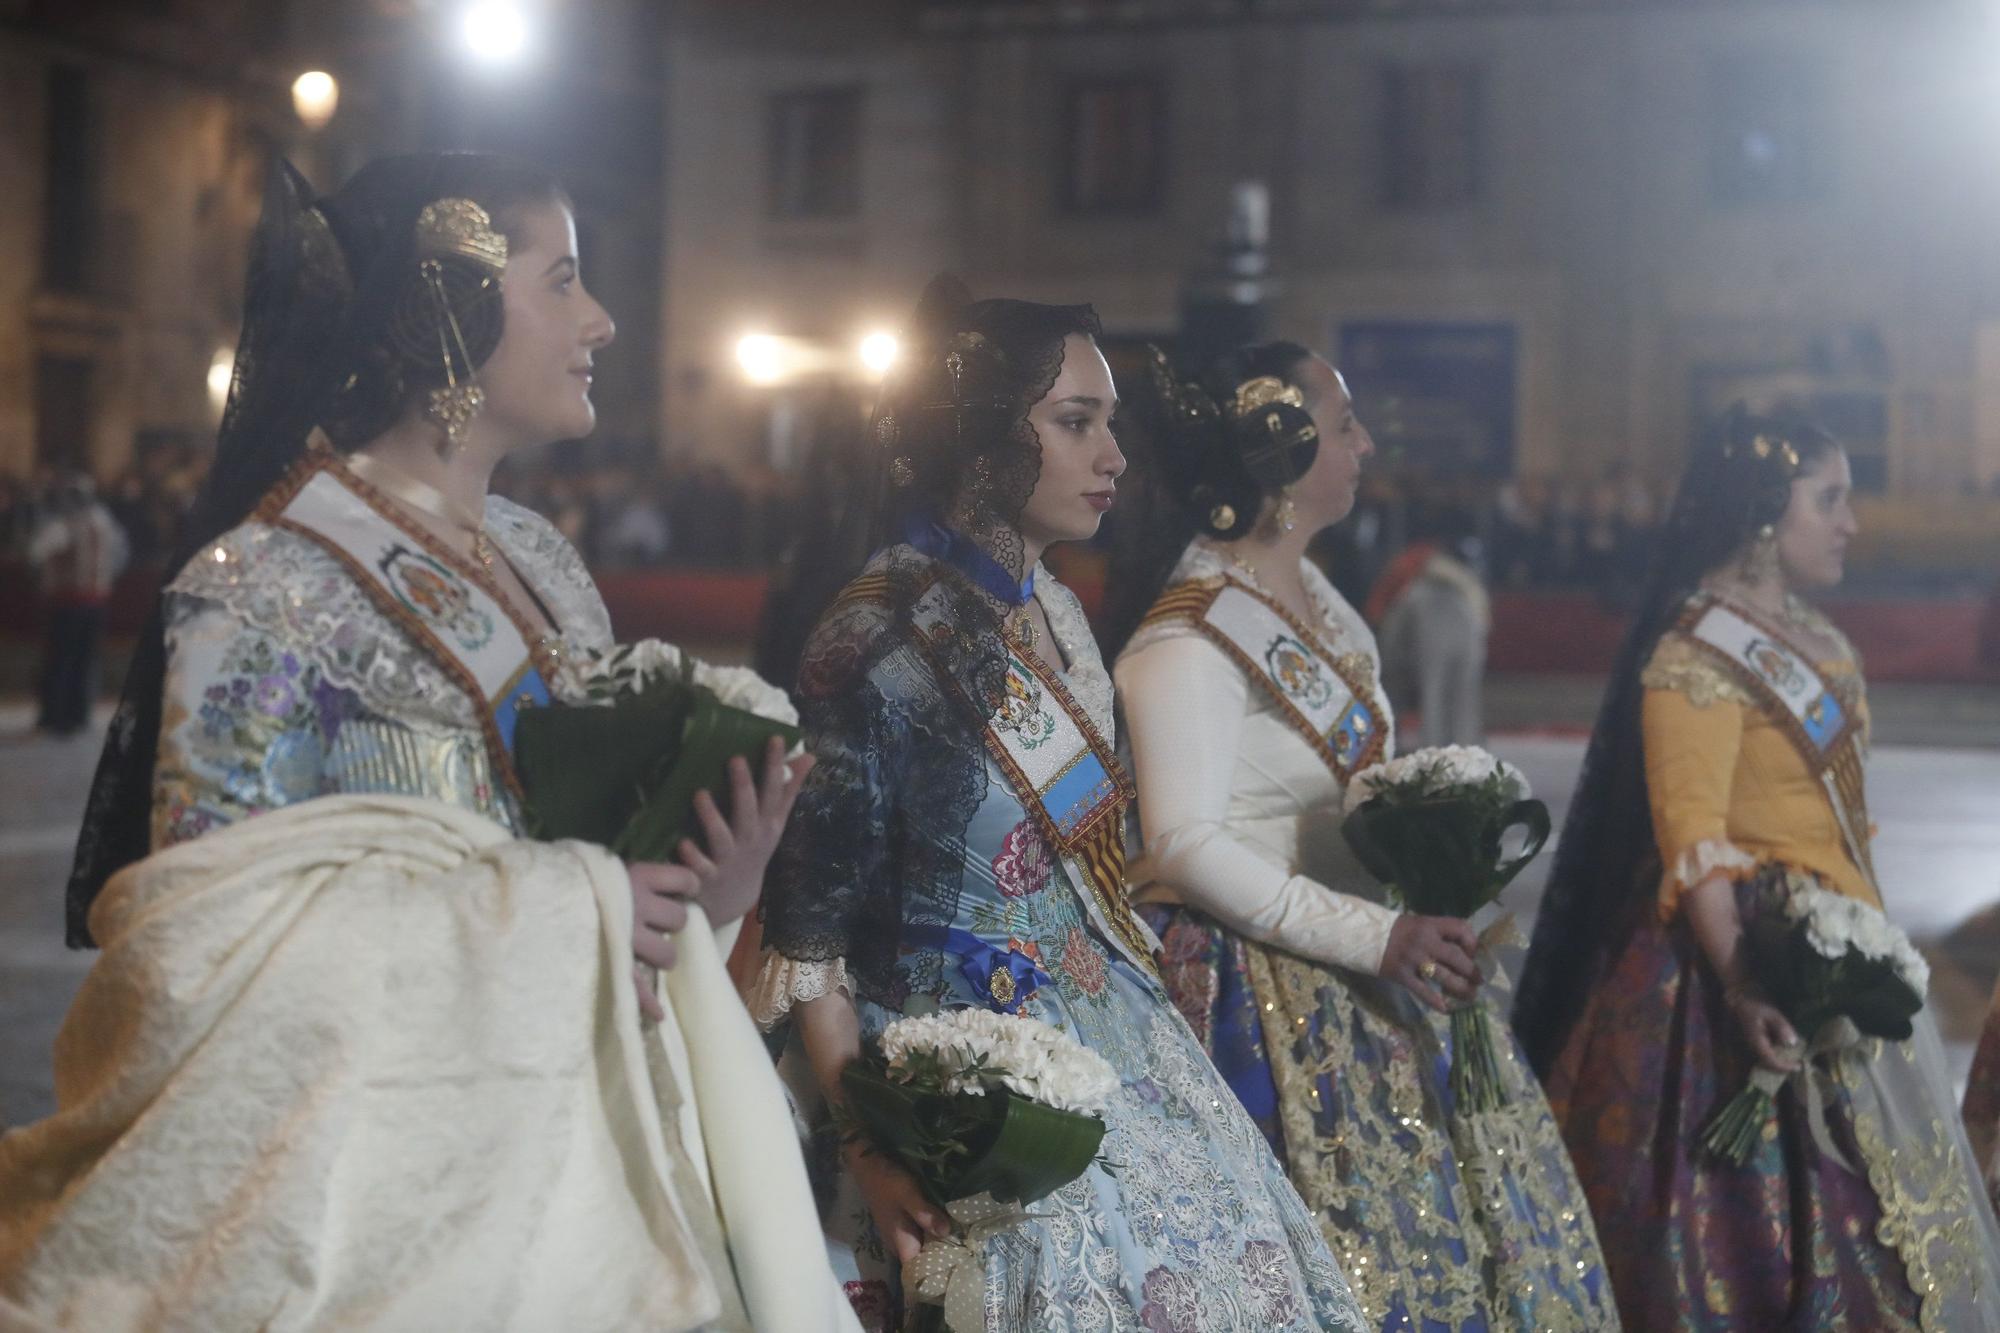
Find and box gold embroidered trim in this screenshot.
[1241,943,1613,1332]
[1847,1043,1987,1331]
[1641,633,1755,709]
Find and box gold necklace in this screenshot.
[343,451,496,569]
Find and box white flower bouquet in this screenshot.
[841,1009,1118,1329]
[1700,874,1928,1165]
[841,1008,1117,1204]
[513,639,799,860]
[1341,745,1551,1113]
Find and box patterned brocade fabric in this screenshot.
[151,496,612,847]
[1547,868,2000,1331]
[1123,542,1618,1333]
[758,547,1366,1333]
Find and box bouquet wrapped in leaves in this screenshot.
[839,1009,1118,1330]
[1342,745,1550,1114]
[1699,871,1927,1167]
[513,640,800,861]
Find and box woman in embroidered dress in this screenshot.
[747,278,1364,1333]
[1104,343,1616,1332]
[1513,404,2000,1331]
[0,154,856,1333]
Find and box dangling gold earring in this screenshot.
[1272,485,1298,535]
[419,259,486,456]
[1741,524,1780,583]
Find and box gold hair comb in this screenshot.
[414,198,508,273]
[1231,375,1305,419]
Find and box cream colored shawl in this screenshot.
[0,795,858,1333]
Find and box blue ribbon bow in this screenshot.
[905,925,1051,1014]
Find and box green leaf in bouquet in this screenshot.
[610,685,801,862]
[1339,796,1550,919]
[939,1091,1108,1206]
[837,1065,1107,1208]
[839,1065,1006,1201]
[513,686,697,847]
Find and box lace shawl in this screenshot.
[758,544,1066,1014]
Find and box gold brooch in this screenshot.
[414,198,509,273]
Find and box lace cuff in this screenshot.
[745,951,853,1031]
[1658,838,1760,919]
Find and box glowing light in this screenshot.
[207,349,235,412]
[460,2,531,65]
[736,334,787,386]
[858,331,900,378]
[291,71,339,131]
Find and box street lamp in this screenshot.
[459,2,532,66]
[291,71,339,131]
[858,331,900,379]
[736,333,788,386]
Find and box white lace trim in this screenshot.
[745,952,853,1031]
[1662,837,1761,913]
[1035,564,1115,737]
[168,502,612,730]
[485,495,615,652]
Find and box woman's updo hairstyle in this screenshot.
[1654,401,1840,595]
[1101,340,1322,656]
[314,153,570,448]
[1143,339,1321,540]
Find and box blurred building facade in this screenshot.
[0,0,666,484]
[663,0,2000,496]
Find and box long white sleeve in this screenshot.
[1117,632,1400,976]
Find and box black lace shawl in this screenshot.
[760,277,1106,998]
[761,545,1019,1002]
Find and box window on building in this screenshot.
[1060,76,1165,216]
[1378,66,1482,212]
[1707,55,1828,205]
[766,87,862,220]
[42,63,98,294]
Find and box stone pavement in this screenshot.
[3,687,1998,1129]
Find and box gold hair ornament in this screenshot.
[1230,375,1307,420]
[419,257,487,454]
[414,198,509,273]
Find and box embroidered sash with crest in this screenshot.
[1679,593,1877,888]
[257,455,551,803]
[905,573,1161,978]
[1141,575,1389,783]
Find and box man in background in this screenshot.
[28,474,127,736]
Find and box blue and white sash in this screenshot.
[1681,594,1876,887]
[264,460,551,793]
[907,574,1161,977]
[1142,575,1388,783]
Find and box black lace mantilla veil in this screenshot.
[1511,405,1833,1074]
[758,276,1101,1001]
[65,154,532,946]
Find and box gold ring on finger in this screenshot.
[1418,960,1440,982]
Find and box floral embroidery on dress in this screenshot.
[1139,1265,1203,1333]
[161,628,365,845]
[1059,924,1109,997]
[992,818,1051,897]
[1240,1238,1305,1326]
[1157,918,1218,1044]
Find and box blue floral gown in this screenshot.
[751,546,1364,1333]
